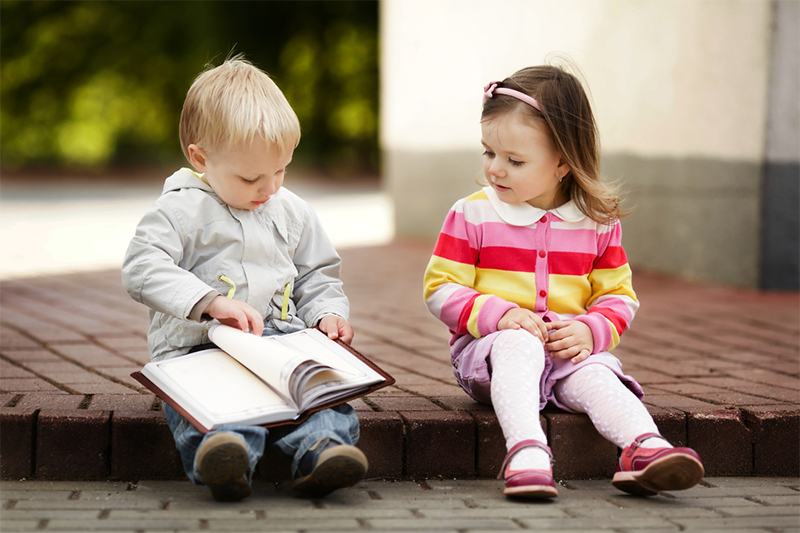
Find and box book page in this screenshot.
[276,329,365,376]
[155,350,289,416]
[208,325,311,399]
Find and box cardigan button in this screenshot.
[539,290,547,298]
[540,215,547,223]
[539,250,546,258]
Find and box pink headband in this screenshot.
[483,81,540,111]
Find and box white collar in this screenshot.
[482,186,586,226]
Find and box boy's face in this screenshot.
[188,138,292,210]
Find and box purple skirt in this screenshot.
[449,331,644,412]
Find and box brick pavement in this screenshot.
[1,240,798,482]
[1,477,798,532]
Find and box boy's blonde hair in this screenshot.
[180,54,301,160]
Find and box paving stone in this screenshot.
[471,410,506,478]
[0,349,65,363]
[687,407,752,476]
[36,410,111,480]
[110,411,183,480]
[0,378,66,393]
[430,395,493,412]
[87,394,155,412]
[646,404,687,446]
[0,360,38,379]
[369,397,443,411]
[0,404,37,479]
[544,408,617,479]
[742,405,800,476]
[403,411,475,478]
[0,326,41,350]
[356,411,404,479]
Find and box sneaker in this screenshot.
[612,433,704,496]
[196,433,251,502]
[499,440,558,499]
[292,438,368,497]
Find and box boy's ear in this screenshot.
[187,144,208,172]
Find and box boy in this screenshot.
[122,56,367,502]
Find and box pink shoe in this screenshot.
[612,433,704,496]
[498,440,558,499]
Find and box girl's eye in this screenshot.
[509,159,524,167]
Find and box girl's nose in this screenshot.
[489,160,505,178]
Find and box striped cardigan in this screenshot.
[423,187,639,354]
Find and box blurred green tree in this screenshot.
[0,0,378,174]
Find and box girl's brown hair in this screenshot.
[481,64,627,224]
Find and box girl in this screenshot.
[422,65,704,499]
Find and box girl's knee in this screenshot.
[491,329,545,363]
[494,328,542,347]
[572,363,616,380]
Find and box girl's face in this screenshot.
[481,113,570,210]
[188,138,292,210]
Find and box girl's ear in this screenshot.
[557,155,571,180]
[187,144,208,172]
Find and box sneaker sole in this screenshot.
[612,452,704,496]
[292,445,368,498]
[504,484,559,499]
[197,440,251,502]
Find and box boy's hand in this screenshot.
[497,308,548,344]
[204,296,264,336]
[545,320,593,364]
[319,315,354,345]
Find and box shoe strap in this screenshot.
[497,439,553,480]
[625,432,663,457]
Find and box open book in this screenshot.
[131,325,394,433]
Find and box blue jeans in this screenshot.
[164,403,359,486]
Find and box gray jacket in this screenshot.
[122,168,349,361]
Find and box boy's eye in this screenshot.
[240,176,259,184]
[482,150,495,158]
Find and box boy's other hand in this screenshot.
[497,308,548,343]
[319,315,354,345]
[545,320,593,364]
[205,296,264,336]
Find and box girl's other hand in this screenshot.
[497,308,548,343]
[545,320,593,364]
[319,315,354,345]
[204,296,264,336]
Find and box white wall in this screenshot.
[381,0,771,160]
[381,0,782,287]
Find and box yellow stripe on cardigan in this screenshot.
[466,294,495,338]
[586,264,637,307]
[473,269,538,310]
[424,256,476,301]
[547,274,593,316]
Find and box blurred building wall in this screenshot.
[380,0,799,289]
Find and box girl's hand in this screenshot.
[497,308,548,344]
[204,296,264,336]
[545,320,593,364]
[319,315,354,345]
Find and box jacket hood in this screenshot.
[162,168,215,196]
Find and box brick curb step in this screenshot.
[1,243,798,483]
[1,394,797,481]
